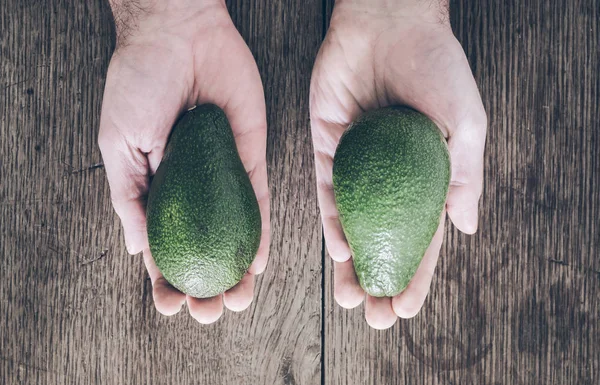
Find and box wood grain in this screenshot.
[323,0,600,384]
[0,0,323,384]
[2,0,599,384]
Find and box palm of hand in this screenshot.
[310,8,486,329]
[99,6,270,323]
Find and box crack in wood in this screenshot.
[69,162,105,175]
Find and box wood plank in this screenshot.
[323,0,600,384]
[0,0,323,384]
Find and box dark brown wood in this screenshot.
[0,0,323,384]
[2,0,599,384]
[323,0,600,384]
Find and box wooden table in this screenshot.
[1,0,598,384]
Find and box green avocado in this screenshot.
[146,104,261,298]
[333,106,450,297]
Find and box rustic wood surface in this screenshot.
[0,0,323,384]
[323,0,600,384]
[1,0,598,384]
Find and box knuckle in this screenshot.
[454,108,488,141]
[97,130,111,152]
[472,109,488,131]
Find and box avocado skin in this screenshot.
[146,104,261,298]
[333,106,450,298]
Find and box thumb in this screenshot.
[97,49,184,255]
[99,131,150,255]
[446,114,487,234]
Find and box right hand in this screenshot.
[310,0,486,329]
[98,0,270,324]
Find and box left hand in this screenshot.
[310,0,487,329]
[99,0,270,324]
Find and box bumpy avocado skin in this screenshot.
[146,104,261,298]
[333,106,450,298]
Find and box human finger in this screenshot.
[98,133,150,255]
[446,111,486,234]
[187,294,224,324]
[143,249,186,316]
[333,259,365,309]
[223,273,255,312]
[365,295,397,330]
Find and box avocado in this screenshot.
[146,104,261,298]
[332,106,450,297]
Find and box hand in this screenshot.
[310,0,486,329]
[98,0,270,324]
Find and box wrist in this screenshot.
[334,0,449,22]
[108,0,225,11]
[109,0,229,45]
